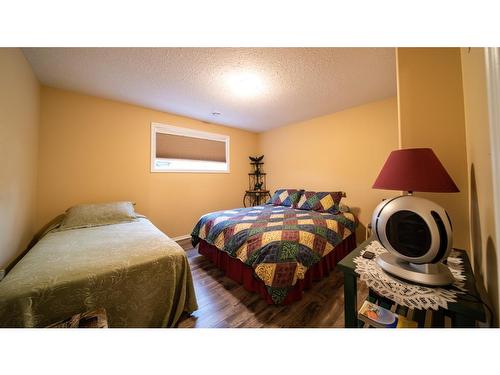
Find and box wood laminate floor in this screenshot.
[176,245,368,328]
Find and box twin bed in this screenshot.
[0,205,197,328]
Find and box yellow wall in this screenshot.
[0,49,40,269]
[38,88,398,244]
[258,97,399,242]
[461,47,498,325]
[37,87,259,238]
[397,48,470,251]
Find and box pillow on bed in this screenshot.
[266,189,304,207]
[58,201,137,231]
[296,191,343,214]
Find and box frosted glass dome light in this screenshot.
[224,71,266,98]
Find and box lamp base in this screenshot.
[377,252,455,286]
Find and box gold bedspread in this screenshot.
[0,218,197,327]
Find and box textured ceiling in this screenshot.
[23,48,396,132]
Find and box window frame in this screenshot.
[150,122,230,173]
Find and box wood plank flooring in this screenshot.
[176,245,368,328]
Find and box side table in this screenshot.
[337,237,487,328]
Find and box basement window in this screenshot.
[151,123,230,173]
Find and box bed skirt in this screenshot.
[197,234,356,305]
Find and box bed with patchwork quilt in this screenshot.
[191,203,357,304]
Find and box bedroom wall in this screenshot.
[37,86,259,238]
[258,97,399,242]
[0,49,40,269]
[396,47,470,251]
[460,47,498,326]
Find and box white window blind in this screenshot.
[151,123,230,173]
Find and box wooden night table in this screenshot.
[337,237,487,328]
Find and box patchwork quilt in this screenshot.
[191,205,357,303]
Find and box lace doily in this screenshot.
[354,240,466,310]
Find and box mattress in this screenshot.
[192,204,357,303]
[0,218,198,327]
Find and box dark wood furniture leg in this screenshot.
[452,313,476,327]
[343,272,358,328]
[431,308,445,327]
[412,309,427,328]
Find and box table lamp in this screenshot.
[371,148,459,286]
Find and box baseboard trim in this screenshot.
[172,234,193,251]
[171,234,191,242]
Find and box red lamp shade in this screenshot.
[373,148,459,193]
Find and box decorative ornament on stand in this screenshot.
[243,155,270,207]
[248,155,265,190]
[248,155,264,163]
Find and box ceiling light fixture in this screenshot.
[224,71,265,98]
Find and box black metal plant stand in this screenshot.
[243,157,271,207]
